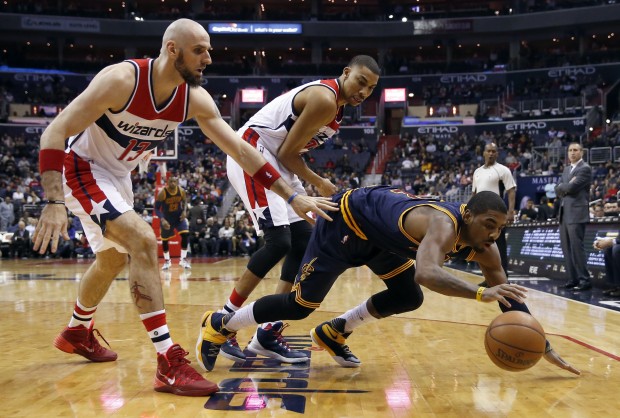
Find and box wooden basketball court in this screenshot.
[1,256,619,417]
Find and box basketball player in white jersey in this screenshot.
[198,56,380,371]
[32,18,337,397]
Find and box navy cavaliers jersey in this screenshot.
[67,58,190,177]
[161,187,184,221]
[337,186,477,262]
[239,78,344,156]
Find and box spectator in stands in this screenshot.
[57,217,77,259]
[202,217,220,257]
[0,196,14,231]
[217,216,235,256]
[604,198,619,216]
[141,209,153,225]
[518,198,538,221]
[591,202,605,219]
[189,214,208,256]
[555,143,593,291]
[593,235,620,297]
[537,196,554,221]
[10,220,30,258]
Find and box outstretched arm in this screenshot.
[412,212,526,305]
[475,249,581,375]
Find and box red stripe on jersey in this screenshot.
[142,312,167,332]
[64,151,107,214]
[125,59,188,122]
[319,78,340,99]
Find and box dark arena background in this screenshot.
[1,1,620,416]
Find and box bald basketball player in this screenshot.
[33,18,337,397]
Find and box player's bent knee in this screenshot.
[286,303,315,320]
[264,227,292,256]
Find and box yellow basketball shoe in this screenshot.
[310,318,361,367]
[195,311,236,371]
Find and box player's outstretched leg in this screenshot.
[310,318,361,367]
[195,311,236,371]
[154,344,219,396]
[53,323,118,362]
[247,322,308,363]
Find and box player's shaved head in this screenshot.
[161,18,209,54]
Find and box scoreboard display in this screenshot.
[506,219,619,282]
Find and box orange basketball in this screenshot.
[484,311,546,372]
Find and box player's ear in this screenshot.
[463,209,473,225]
[343,67,351,80]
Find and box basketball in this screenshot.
[484,311,546,372]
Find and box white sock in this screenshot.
[140,310,174,354]
[181,249,188,260]
[336,301,378,333]
[225,302,258,331]
[68,298,97,328]
[163,252,170,261]
[220,300,240,314]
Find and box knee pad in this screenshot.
[247,225,292,278]
[281,221,313,283]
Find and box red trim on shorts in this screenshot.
[241,128,269,207]
[64,151,108,214]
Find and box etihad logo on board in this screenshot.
[505,122,547,131]
[440,74,487,83]
[547,66,596,78]
[117,121,174,138]
[416,126,459,134]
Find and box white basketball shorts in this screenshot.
[227,127,306,234]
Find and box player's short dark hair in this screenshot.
[466,191,507,215]
[348,55,381,75]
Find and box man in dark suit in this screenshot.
[555,143,593,291]
[10,220,30,258]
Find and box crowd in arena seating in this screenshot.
[2,119,619,259]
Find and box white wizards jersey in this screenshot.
[67,58,189,177]
[239,78,344,155]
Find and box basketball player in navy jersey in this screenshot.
[197,186,580,375]
[156,175,191,270]
[207,55,381,369]
[32,18,337,397]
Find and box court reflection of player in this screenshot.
[156,175,191,270]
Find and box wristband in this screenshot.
[476,286,485,302]
[39,149,66,173]
[287,192,299,204]
[41,200,65,205]
[253,162,281,189]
